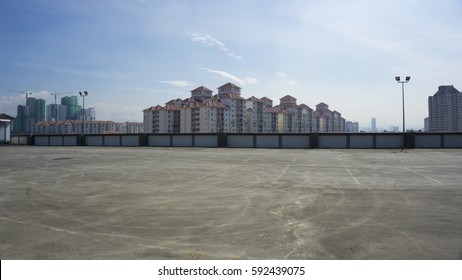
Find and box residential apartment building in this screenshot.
[144,82,351,134]
[117,122,145,134]
[261,97,278,133]
[35,120,117,134]
[179,100,200,133]
[275,106,291,133]
[263,107,278,133]
[276,95,314,133]
[143,104,180,133]
[47,104,67,122]
[298,104,314,133]
[245,96,264,133]
[345,121,360,132]
[218,83,245,133]
[428,85,462,132]
[199,99,227,133]
[313,103,345,133]
[179,96,229,133]
[76,107,96,121]
[13,104,31,134]
[13,97,46,134]
[61,96,80,120]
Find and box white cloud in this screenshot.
[275,72,296,85]
[0,90,58,117]
[159,80,194,87]
[199,67,258,86]
[187,32,243,61]
[243,76,259,85]
[0,95,22,117]
[90,102,143,122]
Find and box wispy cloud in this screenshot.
[275,72,297,85]
[159,80,194,87]
[199,67,258,86]
[0,90,53,116]
[187,32,243,61]
[91,102,143,122]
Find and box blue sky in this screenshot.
[1,0,461,129]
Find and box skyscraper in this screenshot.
[61,96,80,120]
[47,104,67,121]
[76,107,96,121]
[371,118,377,132]
[14,97,46,133]
[346,121,359,132]
[32,98,46,123]
[428,85,461,132]
[13,105,30,134]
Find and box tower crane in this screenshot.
[49,91,73,121]
[50,91,73,105]
[8,89,33,105]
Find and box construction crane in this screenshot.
[50,91,73,105]
[8,89,33,105]
[49,91,73,121]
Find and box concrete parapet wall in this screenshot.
[282,135,310,148]
[256,135,279,148]
[227,135,253,147]
[195,135,218,147]
[33,135,79,146]
[444,134,462,148]
[86,135,103,146]
[376,134,402,148]
[9,132,462,148]
[350,135,374,148]
[415,134,441,148]
[148,135,170,146]
[319,135,347,148]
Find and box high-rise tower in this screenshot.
[428,85,461,132]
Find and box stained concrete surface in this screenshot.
[0,146,461,260]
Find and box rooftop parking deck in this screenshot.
[1,147,461,259]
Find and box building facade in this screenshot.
[143,104,181,133]
[35,120,117,134]
[313,102,346,133]
[13,98,46,134]
[76,107,96,121]
[116,122,144,133]
[47,104,67,122]
[428,85,462,132]
[345,121,360,133]
[61,96,80,120]
[144,82,351,134]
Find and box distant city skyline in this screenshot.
[1,0,461,129]
[12,94,96,134]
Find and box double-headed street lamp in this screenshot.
[79,91,88,141]
[395,76,410,149]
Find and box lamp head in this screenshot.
[395,76,400,82]
[79,91,82,96]
[405,76,411,81]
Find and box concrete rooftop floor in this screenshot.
[0,146,461,259]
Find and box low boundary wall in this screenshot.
[8,132,462,148]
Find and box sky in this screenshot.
[1,0,461,130]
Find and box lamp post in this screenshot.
[395,76,410,149]
[79,91,88,144]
